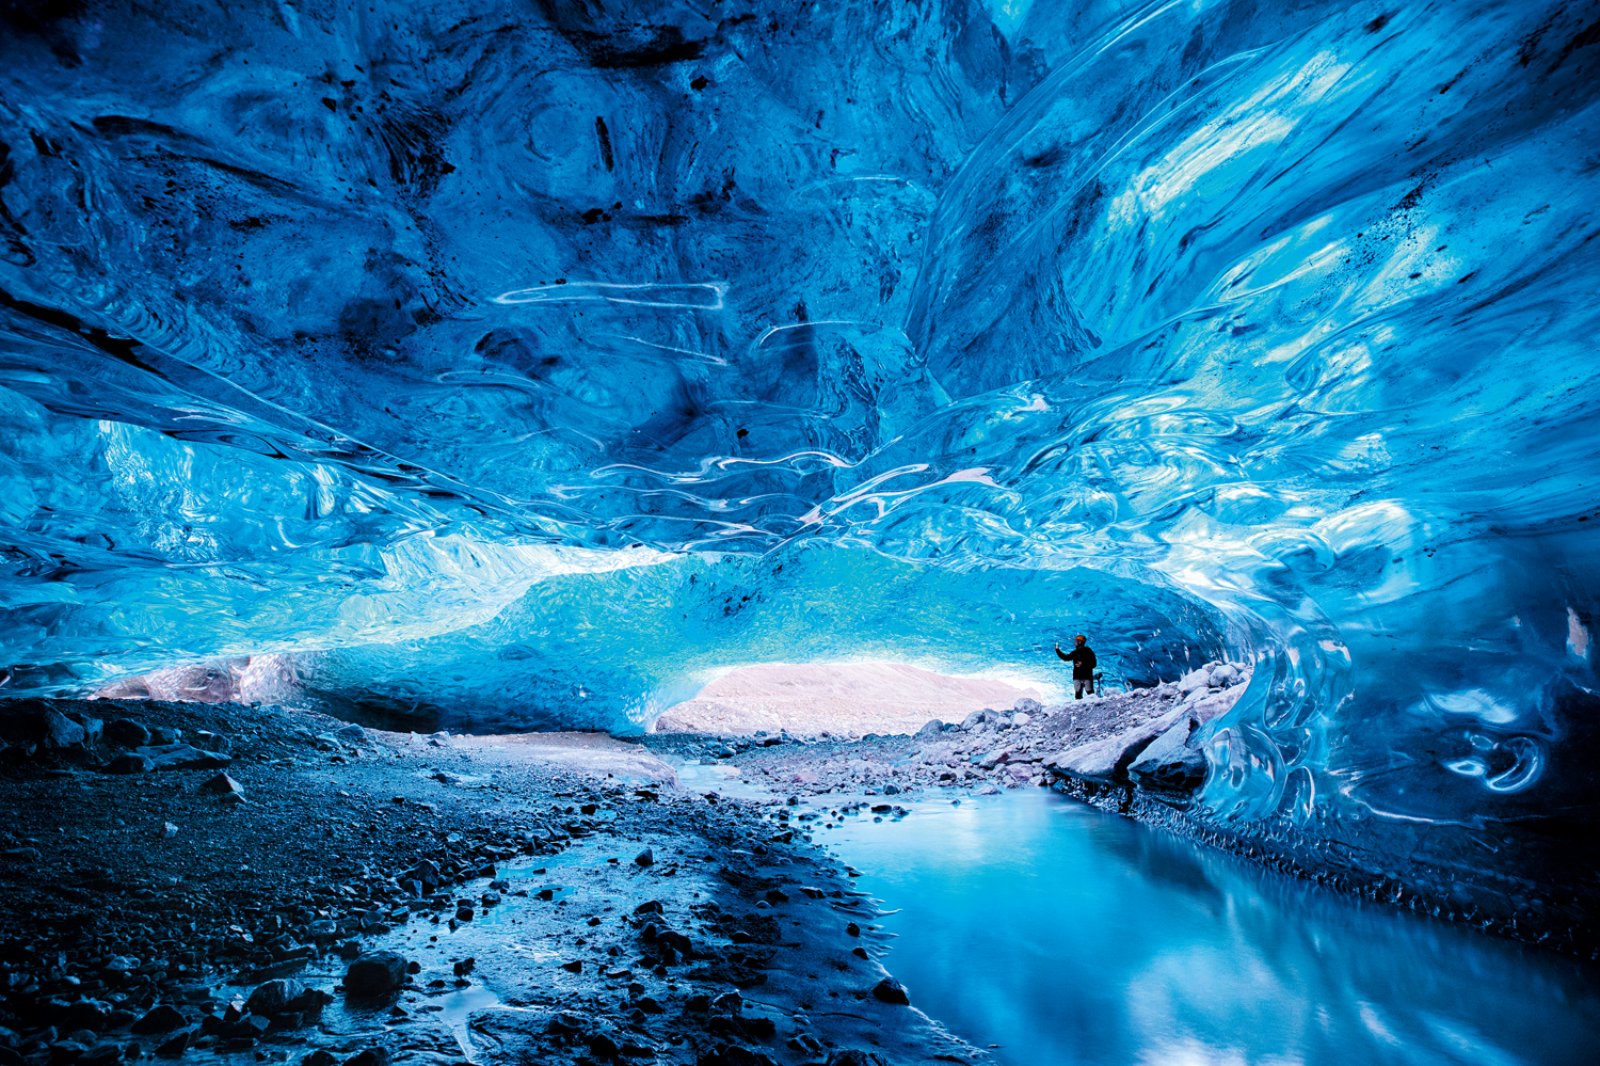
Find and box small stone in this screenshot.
[871,977,910,1005]
[193,731,231,754]
[159,821,180,839]
[199,772,243,796]
[342,1050,386,1066]
[634,848,654,867]
[560,960,583,973]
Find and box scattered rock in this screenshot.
[105,719,151,747]
[1043,706,1189,785]
[0,704,91,753]
[634,848,654,867]
[1127,714,1210,795]
[245,979,328,1018]
[978,747,1012,771]
[144,745,231,772]
[959,709,999,731]
[871,977,910,1005]
[200,772,244,797]
[344,952,408,997]
[1177,666,1212,696]
[105,754,153,774]
[193,731,231,755]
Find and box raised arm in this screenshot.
[1055,644,1071,663]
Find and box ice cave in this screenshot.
[1,0,1598,1063]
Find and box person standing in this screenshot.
[1055,634,1098,699]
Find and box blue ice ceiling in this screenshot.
[2,1,1599,916]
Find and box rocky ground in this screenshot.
[0,698,980,1066]
[653,660,1252,808]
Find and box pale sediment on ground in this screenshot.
[451,729,681,785]
[655,660,1049,737]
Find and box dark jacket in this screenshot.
[1056,644,1097,679]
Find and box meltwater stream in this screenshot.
[819,791,1600,1066]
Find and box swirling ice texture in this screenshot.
[1,0,1598,914]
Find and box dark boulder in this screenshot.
[0,702,94,752]
[344,952,408,997]
[105,719,150,747]
[244,979,325,1017]
[871,977,910,1005]
[105,753,153,774]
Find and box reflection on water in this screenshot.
[819,791,1600,1066]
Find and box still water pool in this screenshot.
[817,790,1600,1066]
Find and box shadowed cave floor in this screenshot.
[0,698,972,1066]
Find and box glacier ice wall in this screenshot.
[2,0,1599,926]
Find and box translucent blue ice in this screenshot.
[2,1,1598,918]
